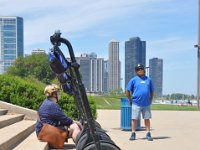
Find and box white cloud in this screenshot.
[147,36,196,58]
[1,0,174,48]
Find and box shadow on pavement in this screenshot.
[152,136,171,140]
[139,136,171,140]
[112,127,153,132]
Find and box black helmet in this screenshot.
[135,64,144,71]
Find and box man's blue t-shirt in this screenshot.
[126,75,154,106]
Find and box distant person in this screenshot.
[35,84,81,148]
[187,100,192,106]
[125,64,154,141]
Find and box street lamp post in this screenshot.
[194,44,200,109]
[145,66,150,77]
[194,0,200,109]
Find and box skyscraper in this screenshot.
[149,58,163,97]
[76,53,104,93]
[76,56,91,91]
[108,40,120,91]
[96,58,104,92]
[125,37,146,87]
[103,60,109,93]
[0,16,24,74]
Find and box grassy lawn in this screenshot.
[151,104,198,111]
[93,96,199,111]
[93,96,121,109]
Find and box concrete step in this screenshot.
[0,101,37,120]
[0,109,8,116]
[0,114,24,129]
[0,120,36,150]
[14,132,49,150]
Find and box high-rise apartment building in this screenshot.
[103,60,109,93]
[76,56,91,91]
[125,37,146,87]
[96,58,104,92]
[32,49,45,55]
[76,53,104,93]
[149,58,163,97]
[0,16,24,74]
[108,40,121,91]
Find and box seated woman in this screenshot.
[35,84,81,147]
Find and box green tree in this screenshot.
[191,94,195,99]
[170,93,191,100]
[6,53,56,83]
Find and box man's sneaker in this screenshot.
[129,132,136,141]
[146,132,153,141]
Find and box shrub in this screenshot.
[0,75,96,120]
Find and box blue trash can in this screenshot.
[120,97,141,131]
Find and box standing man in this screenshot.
[125,64,154,141]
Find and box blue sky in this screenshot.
[1,0,198,95]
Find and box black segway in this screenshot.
[48,31,120,150]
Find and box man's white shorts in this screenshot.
[132,105,151,120]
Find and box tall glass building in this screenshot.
[0,16,24,74]
[76,53,104,93]
[125,37,146,87]
[103,60,109,93]
[149,58,163,97]
[108,40,121,91]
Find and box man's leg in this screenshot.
[145,119,153,141]
[130,105,140,141]
[144,119,150,132]
[68,123,81,142]
[129,119,137,140]
[142,106,153,141]
[131,119,137,132]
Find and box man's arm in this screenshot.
[125,90,132,106]
[150,92,154,104]
[51,103,73,126]
[149,78,154,104]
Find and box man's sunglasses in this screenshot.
[136,68,144,71]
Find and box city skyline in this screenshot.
[0,0,198,95]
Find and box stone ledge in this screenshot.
[0,101,37,120]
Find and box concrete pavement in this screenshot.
[96,110,200,150]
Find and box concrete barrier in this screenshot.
[0,101,37,120]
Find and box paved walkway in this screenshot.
[66,110,200,150]
[96,110,200,150]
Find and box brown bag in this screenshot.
[38,123,68,149]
